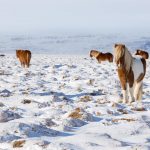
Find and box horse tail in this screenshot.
[26,51,31,68]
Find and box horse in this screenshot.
[90,50,113,63]
[114,44,146,104]
[135,49,149,59]
[16,49,31,68]
[90,50,100,58]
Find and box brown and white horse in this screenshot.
[90,50,113,63]
[135,49,149,59]
[114,44,146,104]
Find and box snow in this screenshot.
[0,33,150,55]
[0,53,150,150]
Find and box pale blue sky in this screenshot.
[0,0,149,34]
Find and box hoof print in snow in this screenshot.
[13,140,26,148]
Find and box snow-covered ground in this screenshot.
[0,54,150,150]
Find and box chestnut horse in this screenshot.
[135,49,149,59]
[90,50,113,63]
[16,50,31,68]
[114,44,146,104]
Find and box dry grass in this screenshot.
[96,112,101,116]
[131,107,146,111]
[80,95,92,102]
[68,108,82,119]
[96,99,110,104]
[112,118,136,123]
[87,79,94,85]
[13,140,26,148]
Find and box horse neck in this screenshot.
[124,48,133,73]
[95,52,100,58]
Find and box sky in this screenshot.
[0,0,150,34]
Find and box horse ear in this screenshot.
[136,49,141,53]
[114,44,118,48]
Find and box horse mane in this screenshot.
[90,50,100,57]
[114,44,133,73]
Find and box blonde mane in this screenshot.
[114,44,133,73]
[90,50,100,58]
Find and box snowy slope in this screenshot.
[0,54,150,150]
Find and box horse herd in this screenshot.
[90,48,149,63]
[91,45,149,105]
[2,45,149,105]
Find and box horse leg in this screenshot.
[120,79,128,103]
[128,85,135,103]
[25,60,28,68]
[27,57,31,68]
[21,61,24,67]
[98,60,101,63]
[122,88,128,103]
[22,61,25,68]
[127,69,135,103]
[138,82,143,102]
[108,56,113,62]
[117,69,128,103]
[134,81,143,102]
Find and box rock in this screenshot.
[0,110,21,122]
[0,102,5,107]
[0,89,11,97]
[38,102,50,108]
[21,99,31,104]
[51,95,62,102]
[18,123,59,137]
[63,118,86,127]
[0,54,5,57]
[45,119,57,127]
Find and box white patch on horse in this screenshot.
[132,58,144,81]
